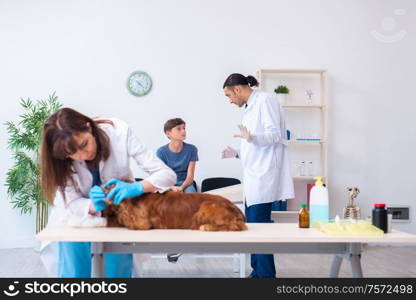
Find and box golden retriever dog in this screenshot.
[102,187,247,231]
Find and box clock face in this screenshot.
[127,71,152,96]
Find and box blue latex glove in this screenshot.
[89,185,107,212]
[104,179,145,205]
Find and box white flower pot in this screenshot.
[276,93,288,105]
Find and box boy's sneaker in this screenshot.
[167,253,182,263]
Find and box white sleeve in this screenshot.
[127,127,177,192]
[58,184,91,219]
[251,96,286,147]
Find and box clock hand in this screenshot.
[136,81,144,89]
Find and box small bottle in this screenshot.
[299,161,306,176]
[299,203,310,228]
[372,203,387,233]
[307,161,314,176]
[387,209,393,233]
[286,129,291,140]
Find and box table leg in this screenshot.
[349,255,363,278]
[329,255,343,278]
[91,242,104,278]
[348,243,363,278]
[239,254,246,278]
[233,254,239,273]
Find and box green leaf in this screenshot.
[274,85,290,94]
[4,93,63,215]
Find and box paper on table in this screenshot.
[315,220,384,237]
[68,215,107,228]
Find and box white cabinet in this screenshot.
[257,69,329,215]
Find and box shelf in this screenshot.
[283,105,325,109]
[293,176,318,180]
[258,69,326,74]
[288,140,326,145]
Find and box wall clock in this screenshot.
[127,71,152,97]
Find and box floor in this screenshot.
[0,246,415,277]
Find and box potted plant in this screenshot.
[274,85,290,105]
[5,93,62,233]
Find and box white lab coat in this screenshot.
[40,118,177,276]
[240,90,294,207]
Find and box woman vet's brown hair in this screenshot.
[40,108,113,203]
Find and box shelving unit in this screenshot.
[257,69,329,220]
[283,105,325,109]
[288,141,326,145]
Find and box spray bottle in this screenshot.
[309,176,329,227]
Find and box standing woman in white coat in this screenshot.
[40,108,176,277]
[221,73,294,278]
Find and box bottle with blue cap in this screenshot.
[309,176,329,227]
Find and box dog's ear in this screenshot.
[101,202,113,218]
[102,203,121,227]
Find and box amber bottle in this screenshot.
[299,203,310,228]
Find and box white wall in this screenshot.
[1,0,415,248]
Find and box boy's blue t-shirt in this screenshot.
[156,142,198,186]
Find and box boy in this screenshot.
[156,118,198,193]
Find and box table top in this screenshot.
[36,223,416,244]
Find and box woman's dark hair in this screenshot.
[40,108,113,203]
[223,73,259,89]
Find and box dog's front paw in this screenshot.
[199,224,211,231]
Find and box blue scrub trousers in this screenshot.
[58,242,132,278]
[271,200,287,211]
[245,202,276,278]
